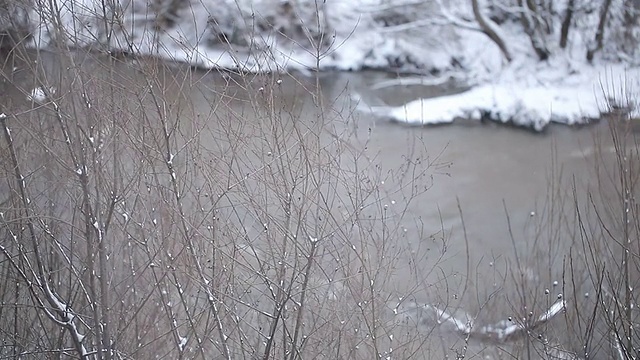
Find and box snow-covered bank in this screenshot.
[8,0,640,130]
[347,8,640,131]
[355,60,640,131]
[22,0,454,73]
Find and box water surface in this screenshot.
[0,49,622,359]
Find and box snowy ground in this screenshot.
[355,57,640,131]
[21,0,640,130]
[348,17,640,131]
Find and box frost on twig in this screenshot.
[600,284,638,360]
[1,114,89,357]
[613,332,626,360]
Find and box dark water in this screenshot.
[0,49,625,359]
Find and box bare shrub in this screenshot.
[462,96,640,360]
[3,2,638,360]
[0,2,453,359]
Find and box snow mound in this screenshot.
[357,62,640,131]
[389,84,601,131]
[22,0,457,73]
[15,0,640,131]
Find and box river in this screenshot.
[0,49,628,359]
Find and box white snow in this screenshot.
[360,73,611,131]
[18,0,640,130]
[27,0,454,73]
[27,87,55,104]
[355,32,640,130]
[178,336,187,351]
[428,305,473,334]
[538,299,566,322]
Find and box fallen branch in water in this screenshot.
[419,299,583,359]
[396,297,569,343]
[369,72,467,90]
[468,299,566,343]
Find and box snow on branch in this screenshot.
[433,0,483,32]
[0,114,90,358]
[360,0,428,13]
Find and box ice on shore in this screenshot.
[21,0,640,130]
[379,83,601,131]
[356,62,639,131]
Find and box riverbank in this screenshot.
[5,0,640,132]
[0,48,624,358]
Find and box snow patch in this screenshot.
[358,61,640,131]
[178,336,187,351]
[24,0,457,73]
[15,0,640,131]
[388,84,600,130]
[27,87,55,104]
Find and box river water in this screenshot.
[0,49,627,359]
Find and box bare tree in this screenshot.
[517,0,551,60]
[587,0,614,62]
[559,0,575,48]
[622,0,640,55]
[0,2,448,359]
[471,0,513,62]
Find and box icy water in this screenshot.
[0,50,623,359]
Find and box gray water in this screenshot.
[0,49,624,359]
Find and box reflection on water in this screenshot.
[0,49,622,359]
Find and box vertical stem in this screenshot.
[472,0,513,62]
[587,0,613,62]
[288,239,318,360]
[559,0,574,48]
